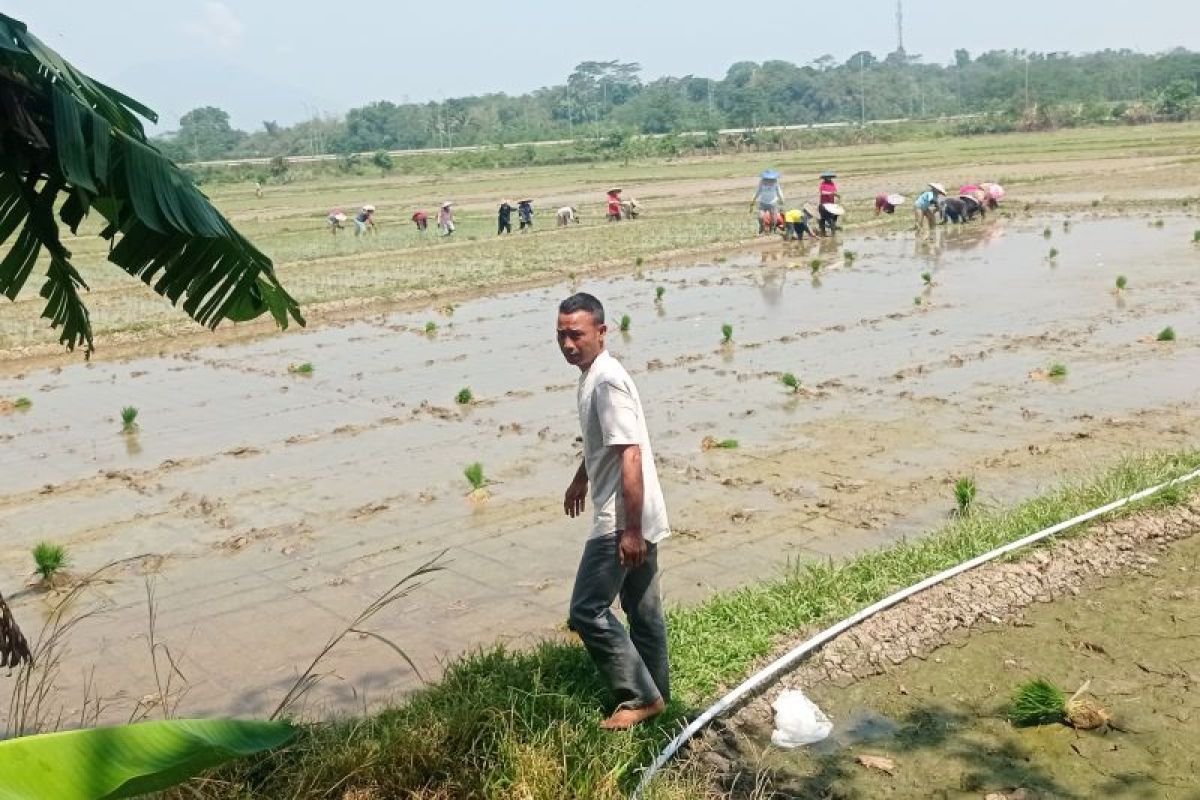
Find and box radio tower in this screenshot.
[896,0,905,54]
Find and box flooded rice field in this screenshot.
[2,215,1198,724]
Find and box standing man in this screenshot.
[557,292,671,730]
[498,199,514,235]
[518,199,534,231]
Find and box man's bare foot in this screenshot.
[600,698,666,730]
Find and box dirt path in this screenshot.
[700,497,1200,798]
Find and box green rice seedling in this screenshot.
[14,396,32,409]
[1193,229,1200,244]
[288,362,314,375]
[424,321,438,335]
[655,286,665,303]
[913,296,923,306]
[120,406,139,433]
[780,372,800,392]
[842,250,857,266]
[701,437,740,450]
[1048,362,1068,378]
[1063,219,1071,231]
[808,259,822,275]
[1115,275,1127,291]
[32,541,69,584]
[455,387,474,405]
[1048,247,1059,260]
[721,323,733,344]
[1042,227,1052,238]
[921,271,932,286]
[1008,678,1066,727]
[464,462,486,491]
[1091,199,1100,207]
[1153,219,1164,228]
[620,314,631,332]
[1157,326,1176,342]
[635,256,644,267]
[954,476,977,515]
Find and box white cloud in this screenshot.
[183,2,244,50]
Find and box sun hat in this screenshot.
[441,201,453,208]
[332,212,347,222]
[760,169,780,180]
[518,198,533,203]
[607,186,622,193]
[982,182,1005,200]
[821,202,845,216]
[928,182,946,195]
[819,171,837,179]
[362,204,376,212]
[886,193,906,206]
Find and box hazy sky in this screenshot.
[12,2,1197,131]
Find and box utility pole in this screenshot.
[1024,56,1031,112]
[860,52,867,126]
[896,0,905,54]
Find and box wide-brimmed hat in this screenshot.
[441,201,453,208]
[982,182,1005,200]
[331,212,347,222]
[607,186,622,193]
[759,169,780,180]
[518,198,533,203]
[362,204,376,212]
[928,182,946,195]
[822,202,845,216]
[886,193,906,206]
[819,171,837,179]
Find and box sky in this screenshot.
[11,2,1197,132]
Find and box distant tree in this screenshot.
[1156,78,1195,119]
[177,105,245,161]
[262,120,280,136]
[954,48,972,68]
[372,149,394,176]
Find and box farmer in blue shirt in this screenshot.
[914,183,945,232]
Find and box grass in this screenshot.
[288,362,314,375]
[455,387,474,405]
[1157,326,1176,342]
[13,396,31,409]
[424,321,438,335]
[179,449,1200,799]
[120,406,139,433]
[1115,275,1127,291]
[954,476,977,515]
[464,462,486,491]
[32,541,69,584]
[809,258,822,275]
[720,323,733,344]
[620,314,631,333]
[1008,679,1066,727]
[842,249,857,266]
[921,271,932,286]
[1048,362,1068,378]
[780,372,800,392]
[655,286,665,302]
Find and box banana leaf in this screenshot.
[0,12,302,355]
[0,718,297,799]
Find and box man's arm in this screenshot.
[564,459,588,517]
[617,444,646,568]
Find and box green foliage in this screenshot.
[0,12,302,355]
[720,323,733,344]
[13,396,32,409]
[455,387,474,405]
[921,271,932,285]
[1157,326,1176,342]
[809,259,823,275]
[655,286,665,302]
[954,477,977,515]
[32,541,68,582]
[1008,679,1066,727]
[120,406,139,433]
[424,321,438,335]
[0,718,296,799]
[1048,362,1068,378]
[842,249,857,266]
[1115,275,1127,290]
[464,462,486,491]
[288,362,314,375]
[619,314,631,332]
[372,150,394,175]
[780,372,800,392]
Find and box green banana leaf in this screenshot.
[0,718,297,799]
[0,12,303,355]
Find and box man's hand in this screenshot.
[564,477,588,517]
[618,528,647,568]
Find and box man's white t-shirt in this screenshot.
[577,350,671,543]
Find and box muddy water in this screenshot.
[754,532,1200,799]
[2,217,1198,724]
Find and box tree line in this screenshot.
[157,48,1200,164]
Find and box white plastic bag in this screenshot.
[771,689,833,748]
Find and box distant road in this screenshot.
[182,115,980,169]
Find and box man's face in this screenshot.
[557,310,605,370]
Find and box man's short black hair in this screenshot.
[558,292,605,324]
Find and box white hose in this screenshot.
[632,465,1200,798]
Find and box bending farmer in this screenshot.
[558,292,672,730]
